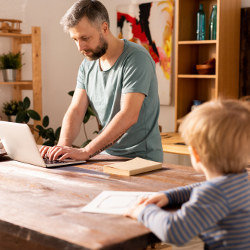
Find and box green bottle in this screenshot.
[196,4,206,40]
[209,5,217,40]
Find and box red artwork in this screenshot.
[117,1,174,105]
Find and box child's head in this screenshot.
[179,99,250,174]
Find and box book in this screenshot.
[103,157,162,176]
[81,191,156,215]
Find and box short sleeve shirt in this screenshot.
[76,39,163,162]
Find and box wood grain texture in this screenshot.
[161,132,189,155]
[0,157,211,250]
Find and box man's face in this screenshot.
[69,17,108,60]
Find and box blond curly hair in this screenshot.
[179,99,250,174]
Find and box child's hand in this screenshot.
[124,200,147,220]
[143,193,169,207]
[124,193,169,220]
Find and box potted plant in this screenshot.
[2,97,40,123]
[0,52,22,82]
[2,100,19,121]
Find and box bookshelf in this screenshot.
[0,27,42,140]
[174,0,241,131]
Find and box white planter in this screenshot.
[2,69,17,82]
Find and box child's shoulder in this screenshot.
[196,171,249,197]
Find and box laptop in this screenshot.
[0,121,86,168]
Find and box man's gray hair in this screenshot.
[60,0,110,32]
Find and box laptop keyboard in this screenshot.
[43,158,66,164]
[43,157,76,165]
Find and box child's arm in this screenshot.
[125,183,201,223]
[163,182,202,206]
[137,185,229,246]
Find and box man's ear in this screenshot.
[102,22,109,34]
[188,146,201,163]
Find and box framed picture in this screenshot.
[117,0,174,105]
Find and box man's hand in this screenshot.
[124,193,169,220]
[39,145,89,161]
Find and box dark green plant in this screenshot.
[2,100,19,116]
[0,52,22,69]
[1,97,60,146]
[15,97,41,123]
[36,116,61,146]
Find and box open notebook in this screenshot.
[0,121,85,167]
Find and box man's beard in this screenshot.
[82,35,108,60]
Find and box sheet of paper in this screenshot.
[81,191,156,215]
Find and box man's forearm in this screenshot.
[58,107,84,146]
[84,110,136,158]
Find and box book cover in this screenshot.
[103,157,162,176]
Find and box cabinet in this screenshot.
[0,27,42,137]
[174,0,241,131]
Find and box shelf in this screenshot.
[178,74,216,79]
[0,32,31,38]
[178,40,217,45]
[161,132,189,155]
[0,81,32,85]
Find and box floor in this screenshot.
[148,237,204,250]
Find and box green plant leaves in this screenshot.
[68,91,74,96]
[16,110,28,123]
[42,116,49,127]
[2,100,19,116]
[0,52,22,69]
[23,97,30,109]
[27,110,40,120]
[83,106,96,123]
[83,111,91,123]
[43,140,56,146]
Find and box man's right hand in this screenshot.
[39,145,90,161]
[39,145,51,158]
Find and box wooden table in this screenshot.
[161,132,189,155]
[1,156,246,250]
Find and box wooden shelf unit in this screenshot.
[0,27,42,138]
[174,0,241,131]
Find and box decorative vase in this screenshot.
[2,69,17,82]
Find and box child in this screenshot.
[125,100,250,249]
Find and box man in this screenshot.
[40,0,163,162]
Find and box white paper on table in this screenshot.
[81,191,156,215]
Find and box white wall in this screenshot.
[242,0,250,8]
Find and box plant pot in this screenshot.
[7,115,16,122]
[2,69,17,82]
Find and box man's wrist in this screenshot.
[57,138,72,146]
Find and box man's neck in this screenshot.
[99,36,124,71]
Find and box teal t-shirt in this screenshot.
[76,39,163,162]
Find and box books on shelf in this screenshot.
[103,157,162,176]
